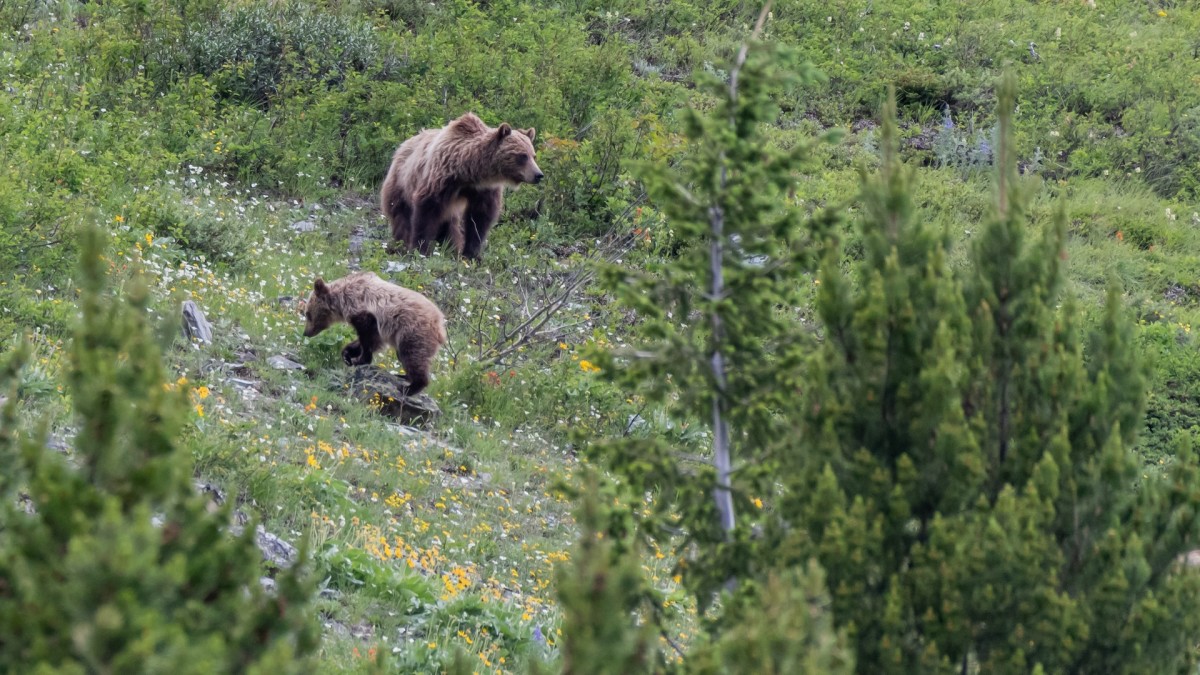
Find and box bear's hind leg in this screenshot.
[382,176,414,247]
[389,198,413,245]
[396,337,436,395]
[412,194,453,257]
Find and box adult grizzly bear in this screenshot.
[301,272,448,395]
[380,112,543,260]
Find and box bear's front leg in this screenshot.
[342,340,368,366]
[460,188,503,260]
[343,312,384,366]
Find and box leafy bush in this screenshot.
[176,4,388,105]
[129,189,253,270]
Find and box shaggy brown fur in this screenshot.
[302,272,448,395]
[380,112,543,259]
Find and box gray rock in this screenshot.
[338,365,441,426]
[181,300,214,345]
[194,480,226,512]
[289,219,317,233]
[226,523,299,570]
[267,355,305,371]
[46,434,71,453]
[385,261,409,273]
[256,525,299,569]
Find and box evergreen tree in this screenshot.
[582,26,1200,671]
[592,8,839,606]
[687,561,854,675]
[553,477,661,675]
[780,75,1200,673]
[0,227,318,673]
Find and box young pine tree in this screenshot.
[592,11,840,607]
[0,227,318,673]
[777,76,1200,673]
[552,476,661,675]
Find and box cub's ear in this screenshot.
[497,123,512,140]
[520,127,536,141]
[313,278,330,297]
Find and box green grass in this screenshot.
[4,0,1200,671]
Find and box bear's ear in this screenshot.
[520,127,536,141]
[496,123,512,140]
[313,278,330,297]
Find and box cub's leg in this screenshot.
[396,336,438,395]
[342,312,385,366]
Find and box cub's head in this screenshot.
[301,278,338,337]
[492,124,543,187]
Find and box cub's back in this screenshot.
[341,272,447,344]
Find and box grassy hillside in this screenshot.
[2,0,1199,671]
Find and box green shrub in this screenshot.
[177,4,388,105]
[0,228,319,672]
[128,189,253,270]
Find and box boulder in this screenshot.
[181,300,213,345]
[338,365,440,426]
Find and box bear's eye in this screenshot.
[515,153,528,165]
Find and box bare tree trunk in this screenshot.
[707,2,773,544]
[709,199,735,537]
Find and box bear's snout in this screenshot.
[532,172,545,184]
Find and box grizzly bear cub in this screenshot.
[380,112,543,260]
[302,272,448,395]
